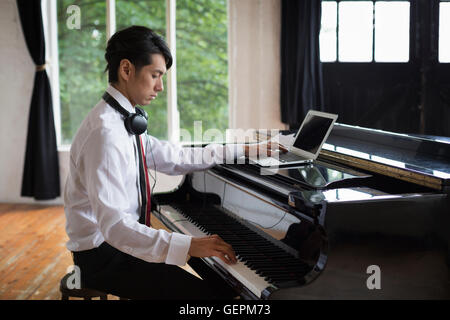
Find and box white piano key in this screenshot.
[158,205,275,299]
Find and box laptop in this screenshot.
[250,110,338,167]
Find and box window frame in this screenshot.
[42,0,62,148]
[44,0,186,148]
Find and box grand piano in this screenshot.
[152,123,450,299]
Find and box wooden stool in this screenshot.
[60,273,108,300]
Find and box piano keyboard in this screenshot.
[157,203,312,299]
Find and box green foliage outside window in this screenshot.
[58,0,228,144]
[58,0,107,145]
[177,0,228,142]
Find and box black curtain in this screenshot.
[280,0,324,128]
[322,64,422,135]
[17,0,60,200]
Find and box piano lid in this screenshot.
[317,123,450,190]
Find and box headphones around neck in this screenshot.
[102,92,148,135]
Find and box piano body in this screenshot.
[153,123,450,299]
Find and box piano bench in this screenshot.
[59,273,107,300]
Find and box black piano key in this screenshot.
[257,270,306,280]
[246,260,309,269]
[247,262,300,271]
[246,261,305,270]
[255,269,294,277]
[172,202,313,288]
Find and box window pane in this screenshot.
[320,1,337,62]
[439,2,450,63]
[338,1,373,62]
[58,1,107,145]
[116,0,168,139]
[375,2,410,62]
[177,0,228,143]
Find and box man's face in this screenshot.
[126,53,167,106]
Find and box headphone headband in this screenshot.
[102,92,130,118]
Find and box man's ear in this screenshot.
[119,59,133,81]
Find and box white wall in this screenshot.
[0,0,62,204]
[0,0,283,204]
[229,0,286,131]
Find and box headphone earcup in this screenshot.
[125,113,147,135]
[103,92,148,135]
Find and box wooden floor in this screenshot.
[0,203,198,300]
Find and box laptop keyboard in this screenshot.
[250,152,309,167]
[277,152,307,162]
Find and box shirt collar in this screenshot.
[105,84,135,114]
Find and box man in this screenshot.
[64,25,279,300]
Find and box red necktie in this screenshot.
[136,135,151,227]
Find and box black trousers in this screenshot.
[72,242,237,300]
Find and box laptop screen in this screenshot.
[292,114,334,155]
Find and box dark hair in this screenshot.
[104,25,172,83]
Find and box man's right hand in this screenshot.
[188,234,237,265]
[244,141,288,158]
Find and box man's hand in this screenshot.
[188,234,237,265]
[244,141,288,158]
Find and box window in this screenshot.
[339,1,373,62]
[57,0,107,145]
[320,1,337,62]
[439,1,450,62]
[176,0,228,143]
[52,0,228,145]
[320,1,410,63]
[374,1,410,62]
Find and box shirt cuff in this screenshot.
[165,233,192,266]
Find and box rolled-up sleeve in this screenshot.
[145,135,245,175]
[79,128,192,265]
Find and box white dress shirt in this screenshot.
[64,85,245,266]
